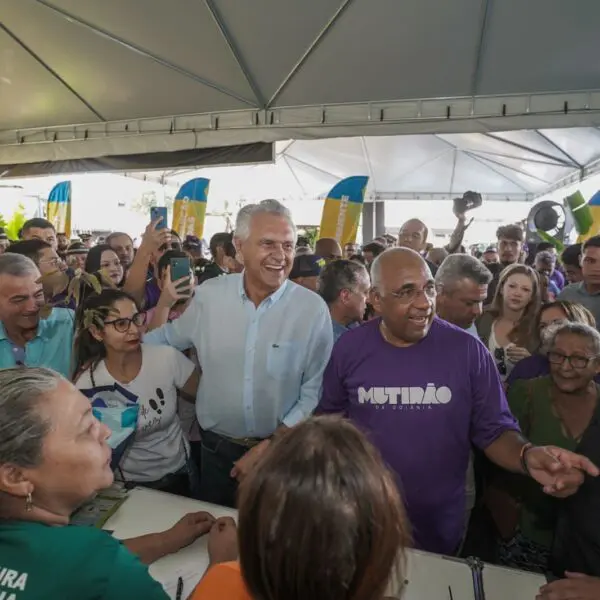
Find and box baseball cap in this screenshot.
[66,242,89,255]
[290,255,325,279]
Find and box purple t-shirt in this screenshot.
[317,317,519,555]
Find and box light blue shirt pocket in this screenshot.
[267,342,299,380]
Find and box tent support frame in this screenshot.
[34,0,257,107]
[0,22,105,121]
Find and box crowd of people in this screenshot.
[0,203,600,600]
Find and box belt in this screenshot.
[203,429,266,449]
[226,435,265,448]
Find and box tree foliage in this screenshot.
[0,204,27,240]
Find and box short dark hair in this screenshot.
[157,249,190,279]
[561,243,582,267]
[496,223,525,243]
[21,218,55,237]
[209,232,232,258]
[105,231,133,246]
[7,239,52,265]
[362,241,386,257]
[583,236,600,252]
[237,416,410,600]
[349,253,366,265]
[536,241,555,252]
[318,259,368,305]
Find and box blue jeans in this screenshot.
[197,430,248,508]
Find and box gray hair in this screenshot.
[435,254,492,291]
[234,199,296,241]
[545,321,600,356]
[318,259,369,304]
[535,250,557,266]
[0,252,40,278]
[0,367,64,468]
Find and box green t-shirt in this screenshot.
[507,376,599,548]
[0,520,168,600]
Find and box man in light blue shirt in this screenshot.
[318,259,370,342]
[0,253,74,377]
[145,199,333,507]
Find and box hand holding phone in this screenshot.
[150,206,168,230]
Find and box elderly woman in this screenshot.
[497,322,600,573]
[506,301,596,388]
[0,367,214,599]
[190,416,411,600]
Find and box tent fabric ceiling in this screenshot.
[152,128,600,204]
[2,0,600,165]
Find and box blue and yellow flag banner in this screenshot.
[573,190,600,243]
[319,176,369,245]
[46,181,72,238]
[172,178,210,239]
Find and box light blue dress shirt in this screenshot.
[0,308,75,378]
[332,320,360,342]
[144,274,334,439]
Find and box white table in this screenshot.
[104,487,546,600]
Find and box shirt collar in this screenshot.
[578,281,600,296]
[0,316,51,343]
[238,272,289,307]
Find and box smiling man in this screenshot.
[145,199,333,507]
[317,248,598,556]
[0,253,74,377]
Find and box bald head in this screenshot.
[371,248,430,292]
[370,248,436,345]
[315,238,342,262]
[398,219,428,253]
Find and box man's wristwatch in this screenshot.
[520,442,534,475]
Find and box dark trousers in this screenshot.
[197,429,249,508]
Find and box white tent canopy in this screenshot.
[2,0,600,166]
[144,128,600,203]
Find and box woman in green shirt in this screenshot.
[0,367,215,600]
[499,321,600,573]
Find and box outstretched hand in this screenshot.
[526,446,598,496]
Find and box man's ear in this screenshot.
[339,289,352,305]
[370,288,382,314]
[233,237,245,266]
[0,463,32,498]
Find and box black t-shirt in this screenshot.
[551,406,600,577]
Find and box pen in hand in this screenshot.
[176,576,184,600]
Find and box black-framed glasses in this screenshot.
[494,347,507,376]
[104,312,146,333]
[547,351,597,370]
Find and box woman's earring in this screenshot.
[25,492,33,512]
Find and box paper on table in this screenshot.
[158,567,204,600]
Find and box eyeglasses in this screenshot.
[385,283,436,305]
[39,257,61,267]
[494,347,507,375]
[547,351,597,370]
[104,312,146,333]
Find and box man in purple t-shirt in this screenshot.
[317,248,598,556]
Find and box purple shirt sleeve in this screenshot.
[470,341,520,449]
[551,269,565,291]
[316,346,350,416]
